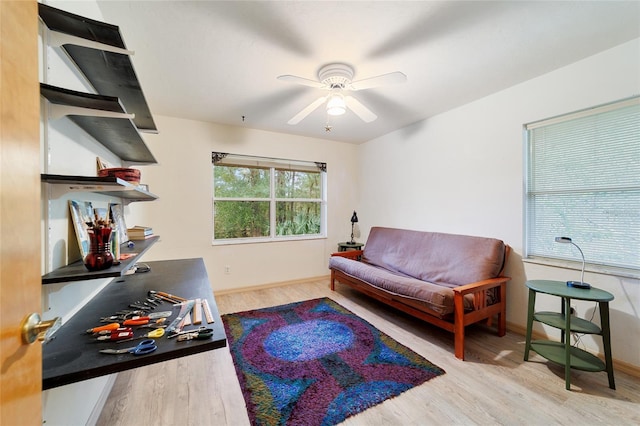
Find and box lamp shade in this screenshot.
[327,93,346,116]
[351,211,358,223]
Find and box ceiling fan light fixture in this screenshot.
[326,93,346,116]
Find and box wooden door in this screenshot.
[0,1,42,424]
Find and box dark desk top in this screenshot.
[43,258,227,390]
[525,279,614,302]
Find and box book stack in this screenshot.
[127,226,154,240]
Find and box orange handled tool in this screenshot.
[86,322,120,334]
[123,317,150,326]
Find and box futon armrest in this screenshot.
[452,276,511,296]
[330,250,363,260]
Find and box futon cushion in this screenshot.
[362,227,505,288]
[329,256,474,316]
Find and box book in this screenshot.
[109,203,128,243]
[127,226,153,240]
[128,234,155,241]
[68,200,94,259]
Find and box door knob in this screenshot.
[21,313,61,344]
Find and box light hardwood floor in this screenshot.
[96,278,640,425]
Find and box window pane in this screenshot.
[527,191,640,269]
[525,98,640,271]
[214,165,270,198]
[275,202,321,235]
[275,169,320,199]
[214,201,270,238]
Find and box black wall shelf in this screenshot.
[38,3,157,133]
[43,258,227,389]
[42,235,159,284]
[42,174,158,203]
[40,84,157,164]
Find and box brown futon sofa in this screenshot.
[329,227,511,360]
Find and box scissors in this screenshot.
[115,327,165,344]
[99,339,157,355]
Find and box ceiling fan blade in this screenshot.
[277,75,325,89]
[345,96,377,123]
[350,71,407,91]
[287,96,328,125]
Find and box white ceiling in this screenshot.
[95,1,640,144]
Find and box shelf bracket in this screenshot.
[48,29,135,56]
[48,103,135,121]
[46,183,105,200]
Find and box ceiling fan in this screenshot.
[277,63,407,125]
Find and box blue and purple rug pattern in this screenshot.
[222,297,445,426]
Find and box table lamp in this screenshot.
[554,236,591,289]
[350,211,358,244]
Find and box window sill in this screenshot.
[523,257,639,280]
[212,235,327,246]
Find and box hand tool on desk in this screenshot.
[136,318,167,329]
[149,296,164,305]
[99,310,146,322]
[136,300,156,310]
[100,339,157,355]
[146,298,160,306]
[156,291,186,302]
[167,326,212,339]
[116,327,165,343]
[193,298,202,325]
[148,290,185,304]
[202,299,214,324]
[96,330,134,341]
[122,313,172,326]
[176,328,214,342]
[165,300,195,336]
[146,292,179,304]
[86,323,120,334]
[103,311,171,323]
[129,302,150,311]
[146,311,172,319]
[123,317,151,326]
[95,327,132,336]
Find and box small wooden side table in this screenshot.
[524,279,615,390]
[337,242,364,252]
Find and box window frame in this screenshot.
[212,153,327,245]
[523,96,640,278]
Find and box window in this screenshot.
[212,153,326,243]
[524,96,640,273]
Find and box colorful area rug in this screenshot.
[222,297,445,426]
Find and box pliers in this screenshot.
[167,326,214,341]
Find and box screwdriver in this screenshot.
[96,330,135,341]
[86,322,120,334]
[123,317,151,326]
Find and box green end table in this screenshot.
[524,279,615,390]
[337,242,364,252]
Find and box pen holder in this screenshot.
[84,228,114,271]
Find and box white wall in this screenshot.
[40,1,134,424]
[357,39,640,369]
[127,116,360,291]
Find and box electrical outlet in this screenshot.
[224,265,231,274]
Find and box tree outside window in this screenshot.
[213,154,325,242]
